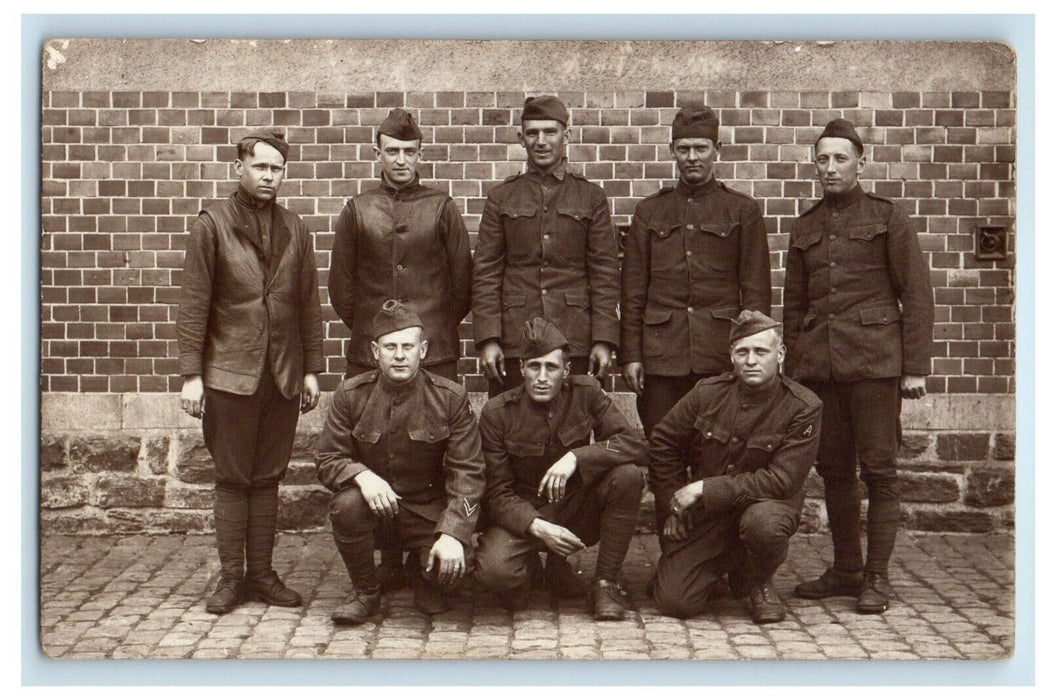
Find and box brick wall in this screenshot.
[40,88,1016,395]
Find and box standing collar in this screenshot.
[233,187,273,212]
[675,177,720,199]
[377,369,422,398]
[823,183,866,210]
[379,172,422,196]
[736,373,783,401]
[526,158,568,182]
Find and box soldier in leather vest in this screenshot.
[329,108,472,383]
[316,301,485,625]
[472,95,621,396]
[784,119,934,614]
[177,130,323,615]
[621,104,771,439]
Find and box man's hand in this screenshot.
[300,373,320,413]
[588,342,613,379]
[622,362,645,395]
[900,374,927,400]
[479,340,506,381]
[528,519,585,558]
[670,481,703,516]
[426,533,466,587]
[662,513,690,542]
[353,469,400,518]
[538,452,578,504]
[180,375,205,419]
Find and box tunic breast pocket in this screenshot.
[408,424,450,472]
[650,222,685,274]
[845,223,889,269]
[690,416,730,479]
[555,203,592,263]
[741,433,784,472]
[501,204,539,263]
[696,222,739,274]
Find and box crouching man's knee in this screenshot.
[652,560,711,620]
[328,488,375,539]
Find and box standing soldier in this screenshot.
[328,108,473,590]
[621,104,771,438]
[649,311,821,624]
[177,130,323,615]
[784,119,934,614]
[315,301,485,625]
[473,318,647,621]
[472,95,621,396]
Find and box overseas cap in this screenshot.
[729,309,783,345]
[378,108,423,143]
[671,104,720,141]
[522,317,570,359]
[816,118,864,155]
[521,95,570,126]
[372,299,423,341]
[241,130,290,161]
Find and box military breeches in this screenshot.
[328,487,449,554]
[202,371,300,489]
[474,463,644,592]
[653,500,799,619]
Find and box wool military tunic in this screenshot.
[479,375,648,537]
[620,178,771,377]
[471,163,621,359]
[315,369,485,545]
[782,185,934,383]
[647,373,821,559]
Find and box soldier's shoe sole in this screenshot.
[330,611,372,625]
[204,601,239,615]
[243,590,303,607]
[855,599,890,614]
[792,582,864,599]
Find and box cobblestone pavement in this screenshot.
[39,531,1014,661]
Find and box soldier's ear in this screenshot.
[857,154,867,175]
[371,341,380,361]
[234,159,244,177]
[372,145,382,160]
[419,339,429,360]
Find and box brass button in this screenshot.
[830,261,837,268]
[730,436,740,444]
[706,431,713,438]
[686,250,693,256]
[686,224,695,230]
[829,234,838,241]
[396,264,404,271]
[688,306,695,313]
[832,211,839,218]
[541,289,548,295]
[543,233,550,240]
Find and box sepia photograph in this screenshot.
[37,36,1017,666]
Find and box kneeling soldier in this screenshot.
[474,318,647,621]
[649,311,821,624]
[315,301,485,624]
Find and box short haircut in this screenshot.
[816,136,863,157]
[375,132,423,148]
[236,136,286,163]
[730,325,784,349]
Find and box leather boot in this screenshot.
[589,579,629,621]
[376,553,407,593]
[244,570,303,607]
[544,555,588,599]
[746,580,786,624]
[793,567,864,599]
[856,572,893,614]
[205,578,243,615]
[413,574,449,615]
[331,588,381,625]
